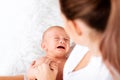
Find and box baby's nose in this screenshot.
[59,39,65,44]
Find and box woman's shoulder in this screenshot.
[64,45,89,74]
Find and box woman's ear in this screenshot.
[68,20,82,36]
[61,13,82,36]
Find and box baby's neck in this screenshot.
[46,55,67,63]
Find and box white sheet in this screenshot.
[0,0,63,75]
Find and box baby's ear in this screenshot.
[41,42,47,51]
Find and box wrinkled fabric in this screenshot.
[64,45,113,80]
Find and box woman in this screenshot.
[34,0,120,80]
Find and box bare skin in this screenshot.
[27,26,70,80]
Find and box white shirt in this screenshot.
[63,45,113,80]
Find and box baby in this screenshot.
[27,26,70,80]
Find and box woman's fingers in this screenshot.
[29,57,58,80]
[35,56,51,66]
[34,63,51,80]
[27,63,37,80]
[36,62,58,80]
[51,62,58,75]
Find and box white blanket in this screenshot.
[0,0,63,75]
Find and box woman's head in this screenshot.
[59,0,111,32]
[59,0,111,47]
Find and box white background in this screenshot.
[0,0,64,75]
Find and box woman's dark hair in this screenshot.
[100,0,120,74]
[59,0,111,32]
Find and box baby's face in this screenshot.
[44,27,70,58]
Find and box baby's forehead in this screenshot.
[43,27,69,38]
[47,27,64,32]
[45,27,65,35]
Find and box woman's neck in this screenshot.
[87,38,102,57]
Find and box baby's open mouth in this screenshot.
[57,46,65,49]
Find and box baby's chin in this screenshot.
[55,53,67,59]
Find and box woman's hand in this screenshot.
[34,58,58,80]
[27,57,46,80]
[27,60,36,80]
